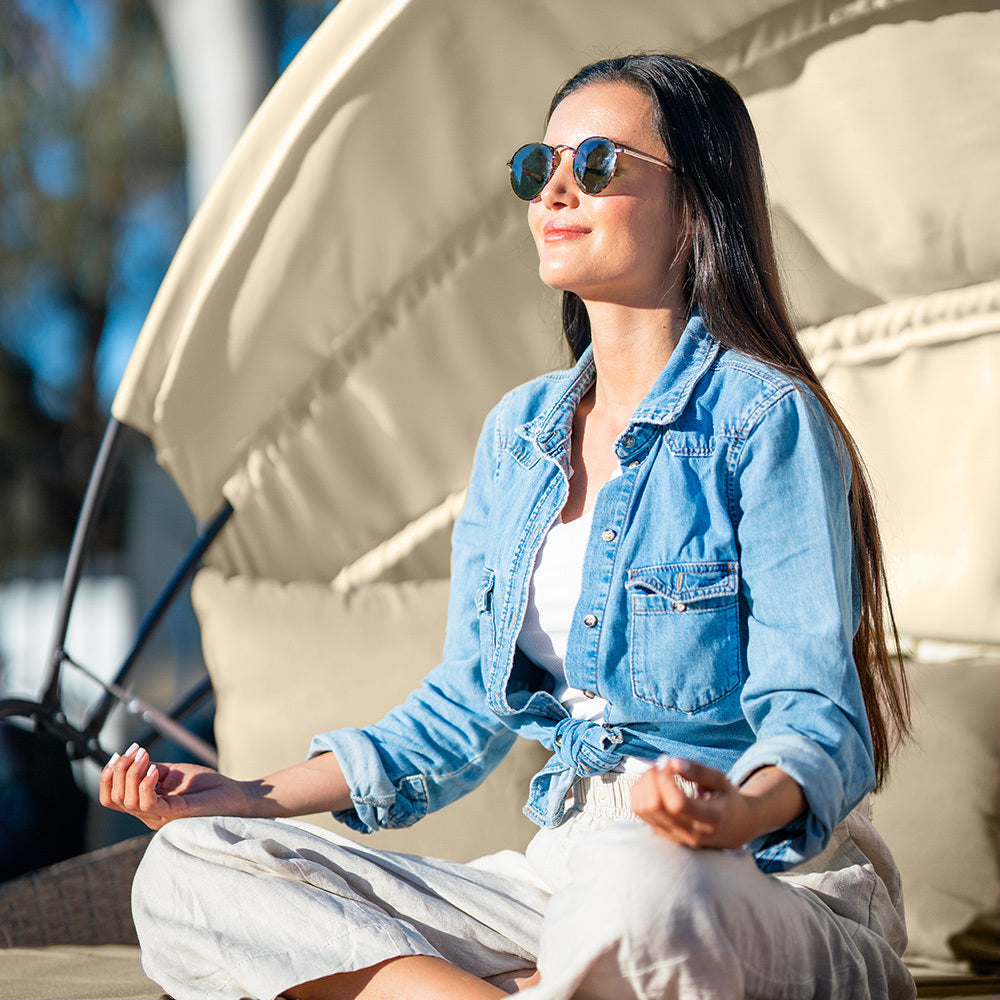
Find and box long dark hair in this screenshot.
[550,54,909,787]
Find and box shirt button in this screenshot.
[554,734,562,747]
[672,601,687,612]
[622,434,636,448]
[601,528,616,542]
[583,613,598,628]
[583,689,596,699]
[628,460,640,469]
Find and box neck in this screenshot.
[583,300,687,421]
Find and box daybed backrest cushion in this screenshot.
[802,286,1000,645]
[191,567,548,862]
[873,656,999,972]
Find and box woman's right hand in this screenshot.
[100,742,251,830]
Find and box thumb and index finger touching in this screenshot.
[99,742,203,829]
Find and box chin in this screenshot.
[538,265,585,294]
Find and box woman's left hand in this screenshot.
[630,757,803,851]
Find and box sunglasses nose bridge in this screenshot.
[539,144,579,201]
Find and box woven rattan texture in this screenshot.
[0,834,152,948]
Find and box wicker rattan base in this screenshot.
[0,834,152,948]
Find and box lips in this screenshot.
[542,220,591,242]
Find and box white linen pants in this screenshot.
[131,775,916,1000]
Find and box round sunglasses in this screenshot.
[507,135,674,201]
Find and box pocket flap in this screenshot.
[626,561,738,602]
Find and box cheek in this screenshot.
[599,206,658,262]
[628,209,679,268]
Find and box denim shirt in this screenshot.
[310,312,877,872]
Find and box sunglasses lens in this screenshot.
[509,143,553,201]
[574,137,617,194]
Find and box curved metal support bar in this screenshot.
[42,419,126,709]
[0,698,48,722]
[164,674,214,722]
[83,502,234,741]
[0,698,109,764]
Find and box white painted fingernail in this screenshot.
[655,755,671,771]
[105,752,120,769]
[146,764,157,778]
[124,742,140,756]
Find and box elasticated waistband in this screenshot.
[572,772,643,821]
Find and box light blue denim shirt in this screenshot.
[310,312,876,872]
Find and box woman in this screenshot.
[103,54,914,999]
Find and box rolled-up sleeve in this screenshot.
[309,402,515,832]
[728,384,875,871]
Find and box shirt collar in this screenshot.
[521,310,720,456]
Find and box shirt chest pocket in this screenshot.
[625,561,741,713]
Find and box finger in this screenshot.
[631,773,718,845]
[652,761,703,813]
[641,808,715,847]
[650,772,723,830]
[138,761,165,814]
[629,770,665,817]
[633,765,703,824]
[641,799,718,841]
[122,746,150,812]
[659,756,730,794]
[672,793,728,830]
[110,742,141,807]
[99,752,121,809]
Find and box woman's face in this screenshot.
[528,82,685,309]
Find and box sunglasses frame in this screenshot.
[507,136,674,201]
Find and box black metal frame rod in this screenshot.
[42,418,125,709]
[82,501,234,742]
[62,652,218,766]
[133,674,214,755]
[23,410,234,766]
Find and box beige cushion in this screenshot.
[748,12,1000,323]
[191,568,548,862]
[873,657,999,970]
[0,945,161,1000]
[803,288,1000,644]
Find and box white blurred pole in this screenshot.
[150,0,271,211]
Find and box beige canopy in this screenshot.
[113,0,1000,644]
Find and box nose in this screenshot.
[538,147,579,208]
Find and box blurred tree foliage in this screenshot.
[0,0,184,573]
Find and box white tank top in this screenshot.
[517,508,650,775]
